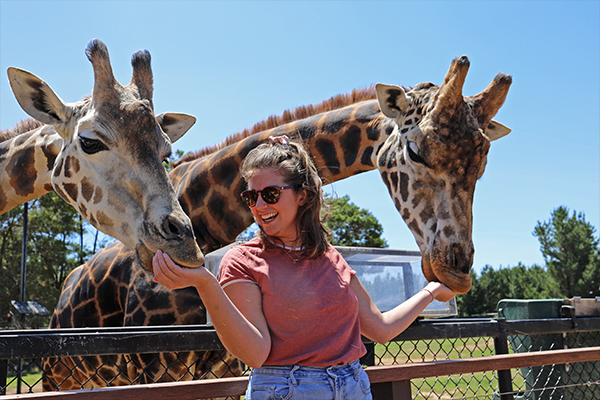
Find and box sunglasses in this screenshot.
[240,185,297,208]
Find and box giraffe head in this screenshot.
[376,56,511,293]
[7,39,204,270]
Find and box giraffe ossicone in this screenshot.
[2,38,204,269]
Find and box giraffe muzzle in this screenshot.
[422,242,474,294]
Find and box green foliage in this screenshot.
[533,206,600,298]
[163,149,186,172]
[324,195,388,248]
[0,193,93,328]
[456,263,560,317]
[457,206,599,316]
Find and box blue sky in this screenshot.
[1,1,598,273]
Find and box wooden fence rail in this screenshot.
[3,347,600,400]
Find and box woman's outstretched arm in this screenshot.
[152,250,271,368]
[352,277,455,344]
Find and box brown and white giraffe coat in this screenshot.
[0,39,204,270]
[43,56,511,390]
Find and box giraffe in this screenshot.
[43,56,511,391]
[0,38,204,271]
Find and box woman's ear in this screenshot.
[298,188,309,207]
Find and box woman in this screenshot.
[152,135,455,399]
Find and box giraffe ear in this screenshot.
[156,112,196,143]
[375,83,409,120]
[484,119,511,142]
[7,67,74,127]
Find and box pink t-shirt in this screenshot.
[217,237,366,367]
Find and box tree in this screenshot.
[456,263,561,317]
[324,195,388,248]
[534,206,600,298]
[0,193,93,328]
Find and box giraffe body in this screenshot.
[0,39,204,270]
[44,57,511,389]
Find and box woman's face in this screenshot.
[247,168,307,247]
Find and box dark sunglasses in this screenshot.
[240,185,297,208]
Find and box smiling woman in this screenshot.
[152,134,455,400]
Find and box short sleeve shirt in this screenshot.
[218,238,366,367]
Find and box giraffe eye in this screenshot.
[80,136,108,154]
[407,142,427,166]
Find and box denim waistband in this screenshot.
[253,359,363,378]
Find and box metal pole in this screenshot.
[495,318,514,400]
[17,202,28,395]
[20,202,28,304]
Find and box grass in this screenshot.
[374,337,527,399]
[5,370,44,394]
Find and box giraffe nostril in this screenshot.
[449,243,473,275]
[162,215,185,239]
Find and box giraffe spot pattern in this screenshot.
[54,184,68,203]
[213,156,239,189]
[79,203,88,218]
[53,157,63,178]
[81,178,94,202]
[419,206,435,225]
[207,191,228,223]
[390,171,399,193]
[93,186,103,204]
[386,151,396,169]
[443,225,455,238]
[360,146,374,167]
[355,102,379,125]
[341,125,361,167]
[62,183,79,203]
[399,172,409,203]
[315,139,340,175]
[96,210,114,227]
[323,107,351,134]
[408,219,423,239]
[10,146,37,196]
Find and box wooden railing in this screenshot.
[3,347,600,400]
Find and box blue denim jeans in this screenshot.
[245,359,372,400]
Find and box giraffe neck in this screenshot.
[170,99,395,252]
[0,124,62,213]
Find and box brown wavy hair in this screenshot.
[240,136,330,259]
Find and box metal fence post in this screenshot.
[495,318,514,400]
[371,380,412,400]
[0,359,7,395]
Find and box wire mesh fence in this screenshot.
[2,318,600,399]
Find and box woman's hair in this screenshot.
[240,135,330,259]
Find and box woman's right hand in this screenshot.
[152,250,213,290]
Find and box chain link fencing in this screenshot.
[2,318,600,399]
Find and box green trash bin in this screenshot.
[558,298,600,400]
[498,299,565,400]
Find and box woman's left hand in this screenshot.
[424,281,456,303]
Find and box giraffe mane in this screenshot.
[173,85,378,167]
[0,118,45,143]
